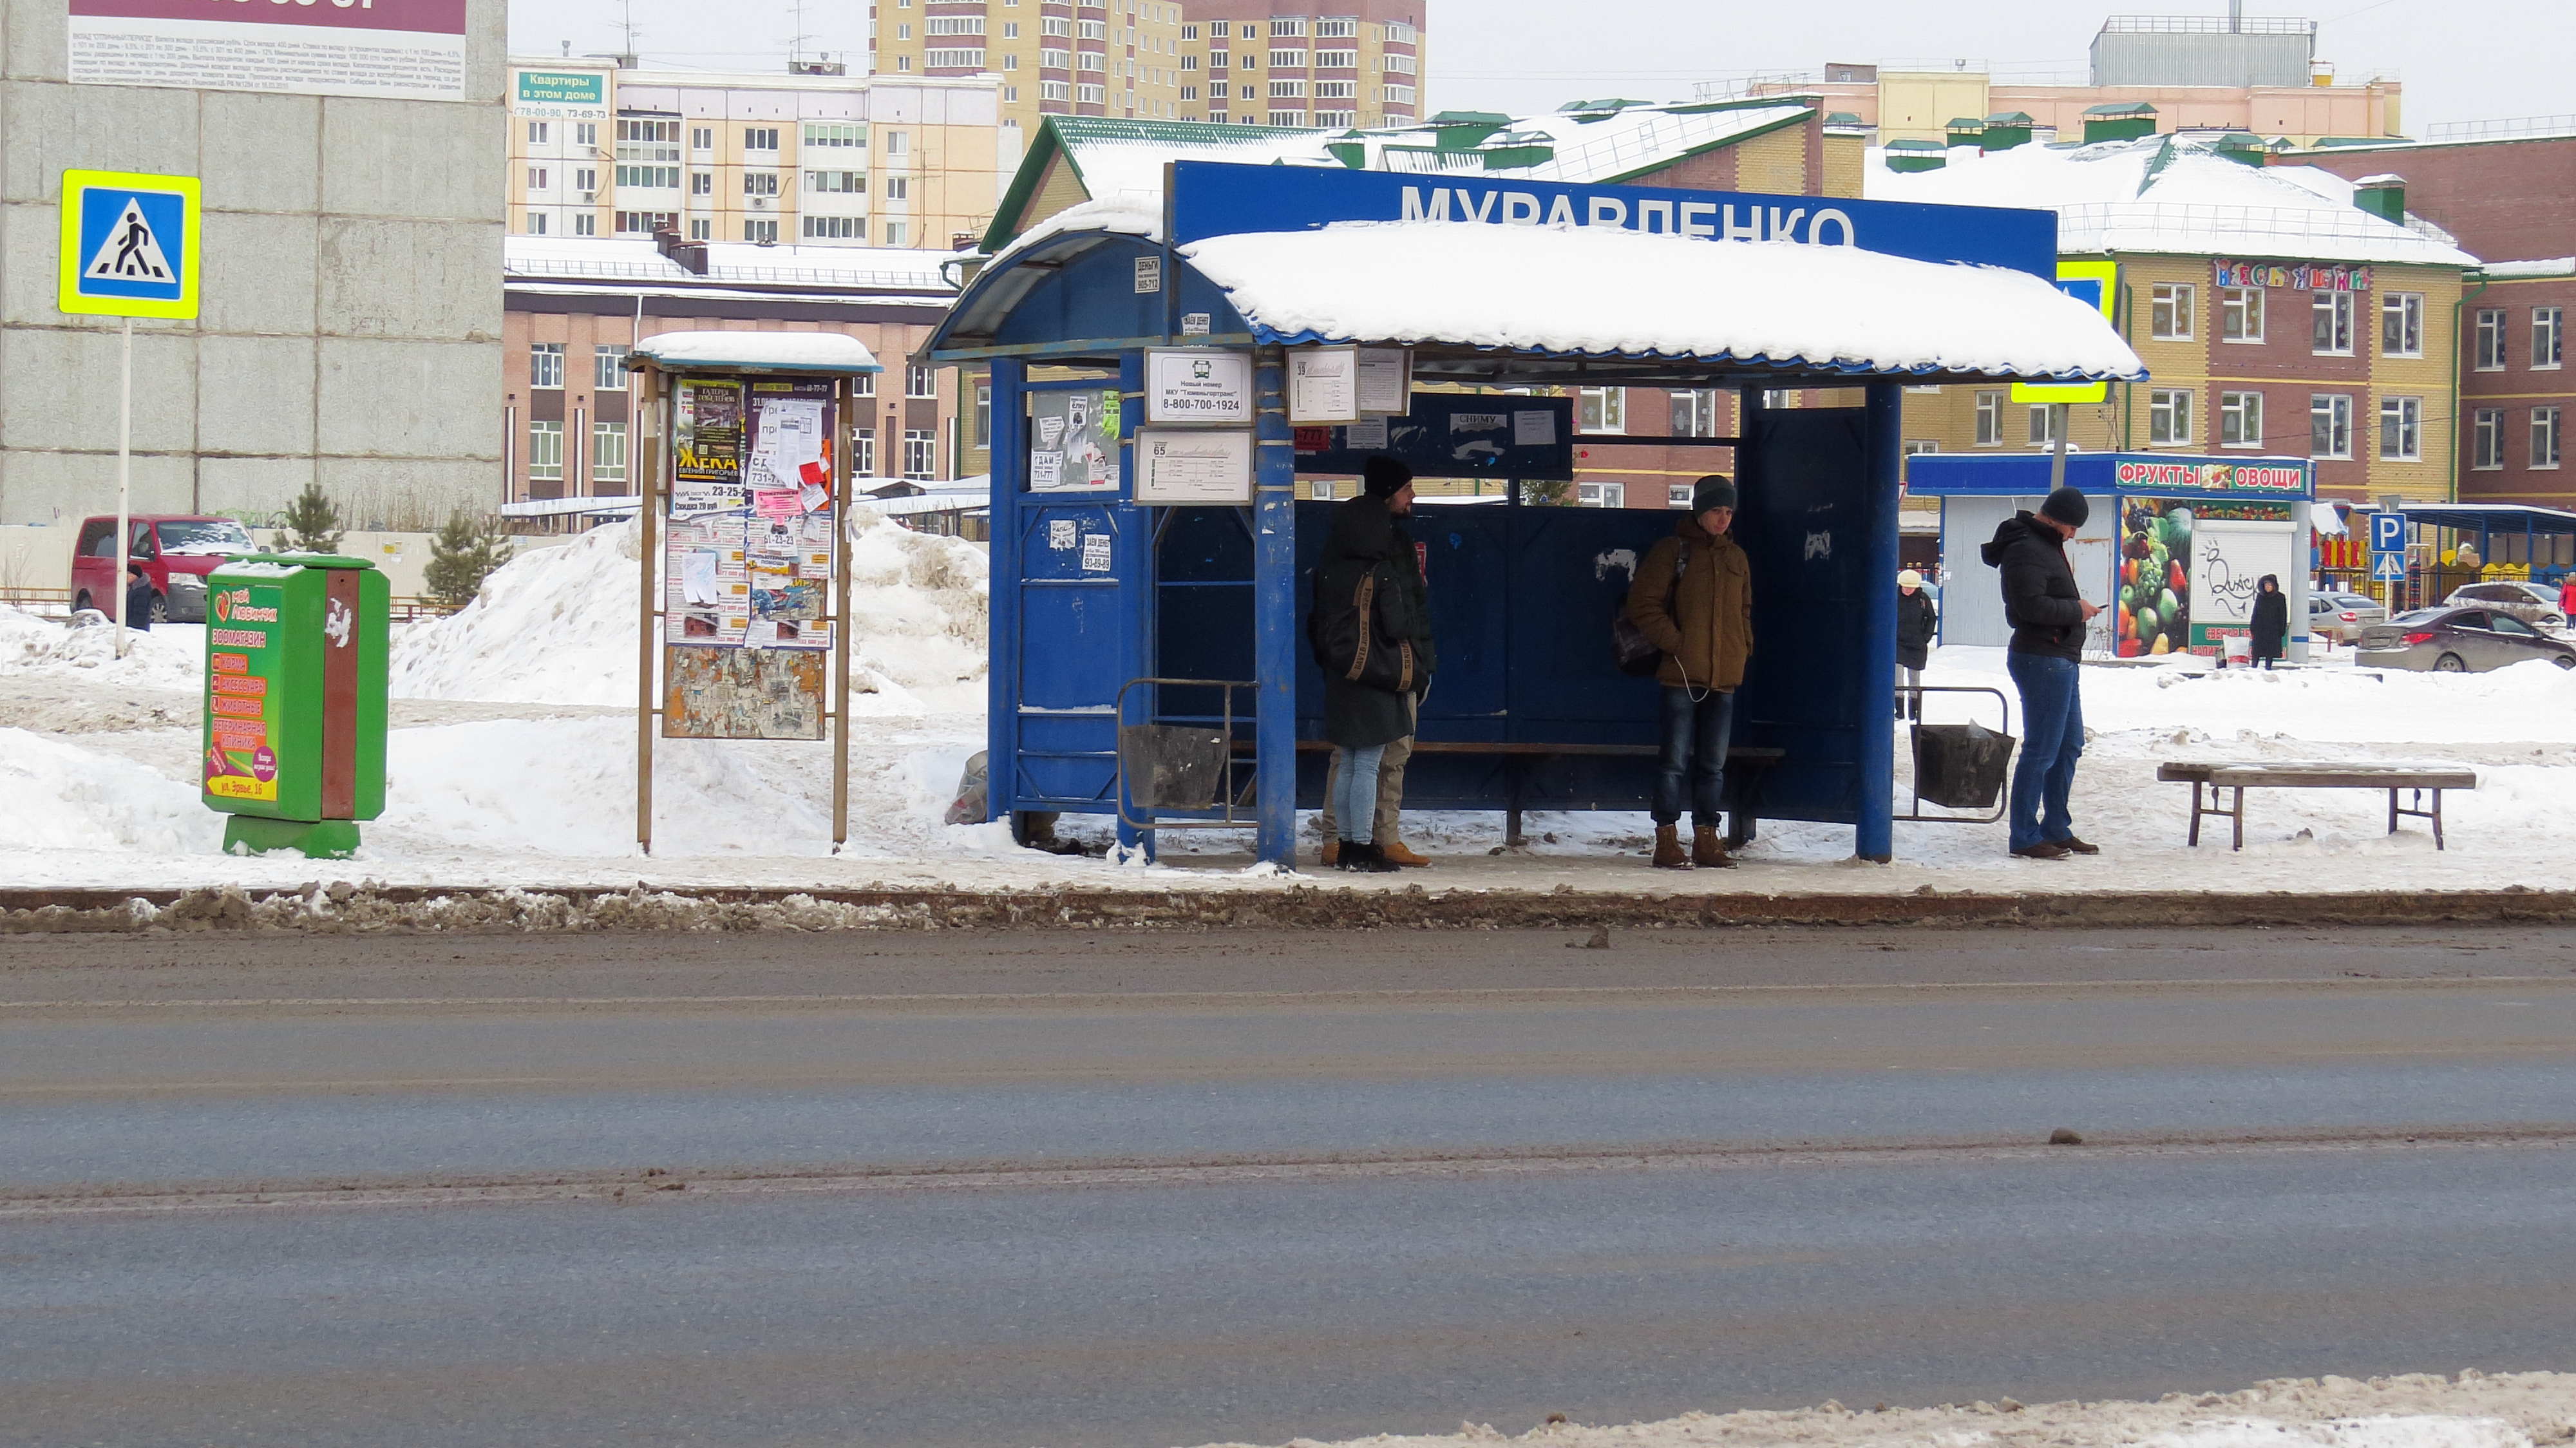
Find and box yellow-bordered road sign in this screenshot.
[2011,258,2117,406]
[58,169,201,320]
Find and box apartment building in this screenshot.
[500,238,974,504]
[1873,136,2477,508]
[869,1,1421,136]
[507,61,1014,252]
[2460,263,2572,505]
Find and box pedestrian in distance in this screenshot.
[123,560,153,632]
[1623,474,1753,870]
[1895,568,1937,721]
[2558,571,2576,620]
[1307,459,1427,873]
[1982,486,2099,861]
[2249,574,2287,671]
[1318,458,1434,868]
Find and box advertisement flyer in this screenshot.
[202,584,282,803]
[672,379,746,516]
[1028,388,1121,493]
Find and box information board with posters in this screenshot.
[69,0,469,102]
[1028,388,1121,493]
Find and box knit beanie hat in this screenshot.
[1690,475,1738,513]
[2040,486,2089,528]
[1363,456,1413,498]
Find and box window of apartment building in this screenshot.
[883,176,908,200]
[1383,52,1417,75]
[903,430,938,481]
[1387,20,1417,41]
[527,121,549,144]
[2474,308,2507,370]
[804,122,865,149]
[1271,17,1307,36]
[688,218,710,241]
[2378,395,2421,461]
[574,214,594,236]
[2380,291,2423,357]
[1077,52,1104,71]
[2537,307,2565,369]
[744,127,779,151]
[900,365,936,399]
[802,215,865,240]
[530,343,565,389]
[1578,386,1625,434]
[690,171,712,195]
[1180,84,1197,100]
[928,48,987,66]
[743,171,780,196]
[575,122,597,148]
[1670,389,1721,438]
[1312,49,1357,70]
[1180,23,1197,39]
[1574,482,1627,509]
[744,219,778,243]
[1382,84,1416,104]
[853,368,874,399]
[2219,286,2264,343]
[2150,283,2193,341]
[2027,405,2055,446]
[524,213,548,235]
[883,131,907,156]
[1040,81,1072,101]
[2311,291,2354,356]
[573,167,596,193]
[1904,440,1940,456]
[884,221,909,245]
[1974,390,2004,446]
[618,119,679,146]
[1315,17,1357,38]
[974,384,993,449]
[925,14,984,34]
[2536,407,2564,469]
[1269,48,1309,69]
[1076,19,1104,38]
[1043,15,1072,35]
[591,421,628,485]
[1666,483,1696,508]
[2148,388,2192,446]
[527,167,549,191]
[594,345,629,390]
[1207,19,1227,36]
[2311,394,2353,459]
[690,126,713,151]
[613,211,675,235]
[849,427,876,477]
[1269,79,1306,99]
[527,421,564,482]
[2219,390,2264,448]
[616,162,679,189]
[1313,81,1356,99]
[2471,408,2505,469]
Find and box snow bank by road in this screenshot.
[1184,1371,2576,1448]
[388,509,988,712]
[0,608,202,691]
[0,726,220,855]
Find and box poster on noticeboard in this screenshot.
[1028,388,1121,493]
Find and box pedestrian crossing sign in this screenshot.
[2372,552,2409,582]
[57,169,200,319]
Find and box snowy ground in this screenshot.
[5,518,2573,897]
[1175,1371,2576,1448]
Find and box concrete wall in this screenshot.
[0,0,507,529]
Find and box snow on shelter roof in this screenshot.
[630,331,882,374]
[1173,221,2146,381]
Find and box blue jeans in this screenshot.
[1330,744,1386,843]
[2005,651,2084,851]
[1653,687,1734,828]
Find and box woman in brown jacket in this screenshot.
[1622,475,1754,869]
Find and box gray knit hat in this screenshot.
[1690,475,1738,513]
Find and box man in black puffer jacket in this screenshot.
[1981,486,2101,861]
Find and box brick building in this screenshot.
[500,238,977,506]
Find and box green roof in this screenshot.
[1946,117,1987,130]
[1824,111,1866,125]
[1427,110,1511,126]
[1984,111,2037,126]
[1884,138,1946,151]
[2083,101,2158,117]
[1557,98,1652,113]
[978,114,1326,254]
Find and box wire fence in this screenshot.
[2425,115,2576,144]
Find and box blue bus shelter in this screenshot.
[924,161,2143,868]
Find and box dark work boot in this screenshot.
[1343,840,1400,873]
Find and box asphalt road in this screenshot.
[4,926,2574,1448]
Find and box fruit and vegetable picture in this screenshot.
[2117,498,2193,657]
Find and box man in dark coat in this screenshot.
[1308,461,1425,873]
[2249,575,2288,669]
[1318,458,1434,866]
[1624,475,1753,870]
[1895,568,1936,721]
[1982,486,2099,861]
[123,561,154,631]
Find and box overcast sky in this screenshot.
[507,0,2571,137]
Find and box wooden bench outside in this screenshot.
[1245,738,1788,848]
[2155,761,2478,851]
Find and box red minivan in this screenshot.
[70,515,256,623]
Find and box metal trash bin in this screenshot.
[1119,724,1230,810]
[1912,721,2015,811]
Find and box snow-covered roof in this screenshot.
[2485,258,2576,278]
[1175,220,2145,381]
[1866,138,2479,268]
[505,236,961,294]
[631,330,882,373]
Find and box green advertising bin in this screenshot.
[201,555,390,858]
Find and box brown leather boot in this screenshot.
[1692,824,1736,869]
[1320,840,1340,868]
[1380,839,1429,868]
[1651,824,1690,870]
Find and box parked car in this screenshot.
[2443,580,2570,632]
[2308,592,2388,643]
[2354,606,2576,673]
[69,515,256,623]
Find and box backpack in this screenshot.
[1611,541,1687,676]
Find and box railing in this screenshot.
[2426,115,2576,144]
[508,254,957,292]
[2054,202,2424,251]
[2098,15,2315,35]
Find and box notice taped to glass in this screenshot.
[1133,428,1253,504]
[1145,349,1253,424]
[1028,388,1121,493]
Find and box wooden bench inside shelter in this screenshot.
[2155,761,2478,851]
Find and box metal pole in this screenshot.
[113,317,132,658]
[831,374,853,852]
[2288,499,2312,664]
[1857,381,1902,862]
[635,368,660,856]
[2047,402,2069,495]
[987,359,1027,826]
[1253,345,1299,868]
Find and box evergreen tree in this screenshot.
[423,511,515,611]
[278,483,345,554]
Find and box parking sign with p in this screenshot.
[2371,510,2408,556]
[57,169,200,320]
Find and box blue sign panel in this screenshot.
[2371,510,2408,555]
[1166,160,2059,280]
[1294,395,1575,481]
[2372,552,2409,582]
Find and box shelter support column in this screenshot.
[1115,350,1151,859]
[1857,381,1901,862]
[987,359,1027,824]
[1254,346,1299,869]
[2289,500,2312,664]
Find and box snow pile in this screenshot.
[1179,222,2143,379]
[0,727,221,854]
[1180,1371,2576,1448]
[0,607,203,691]
[388,511,987,713]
